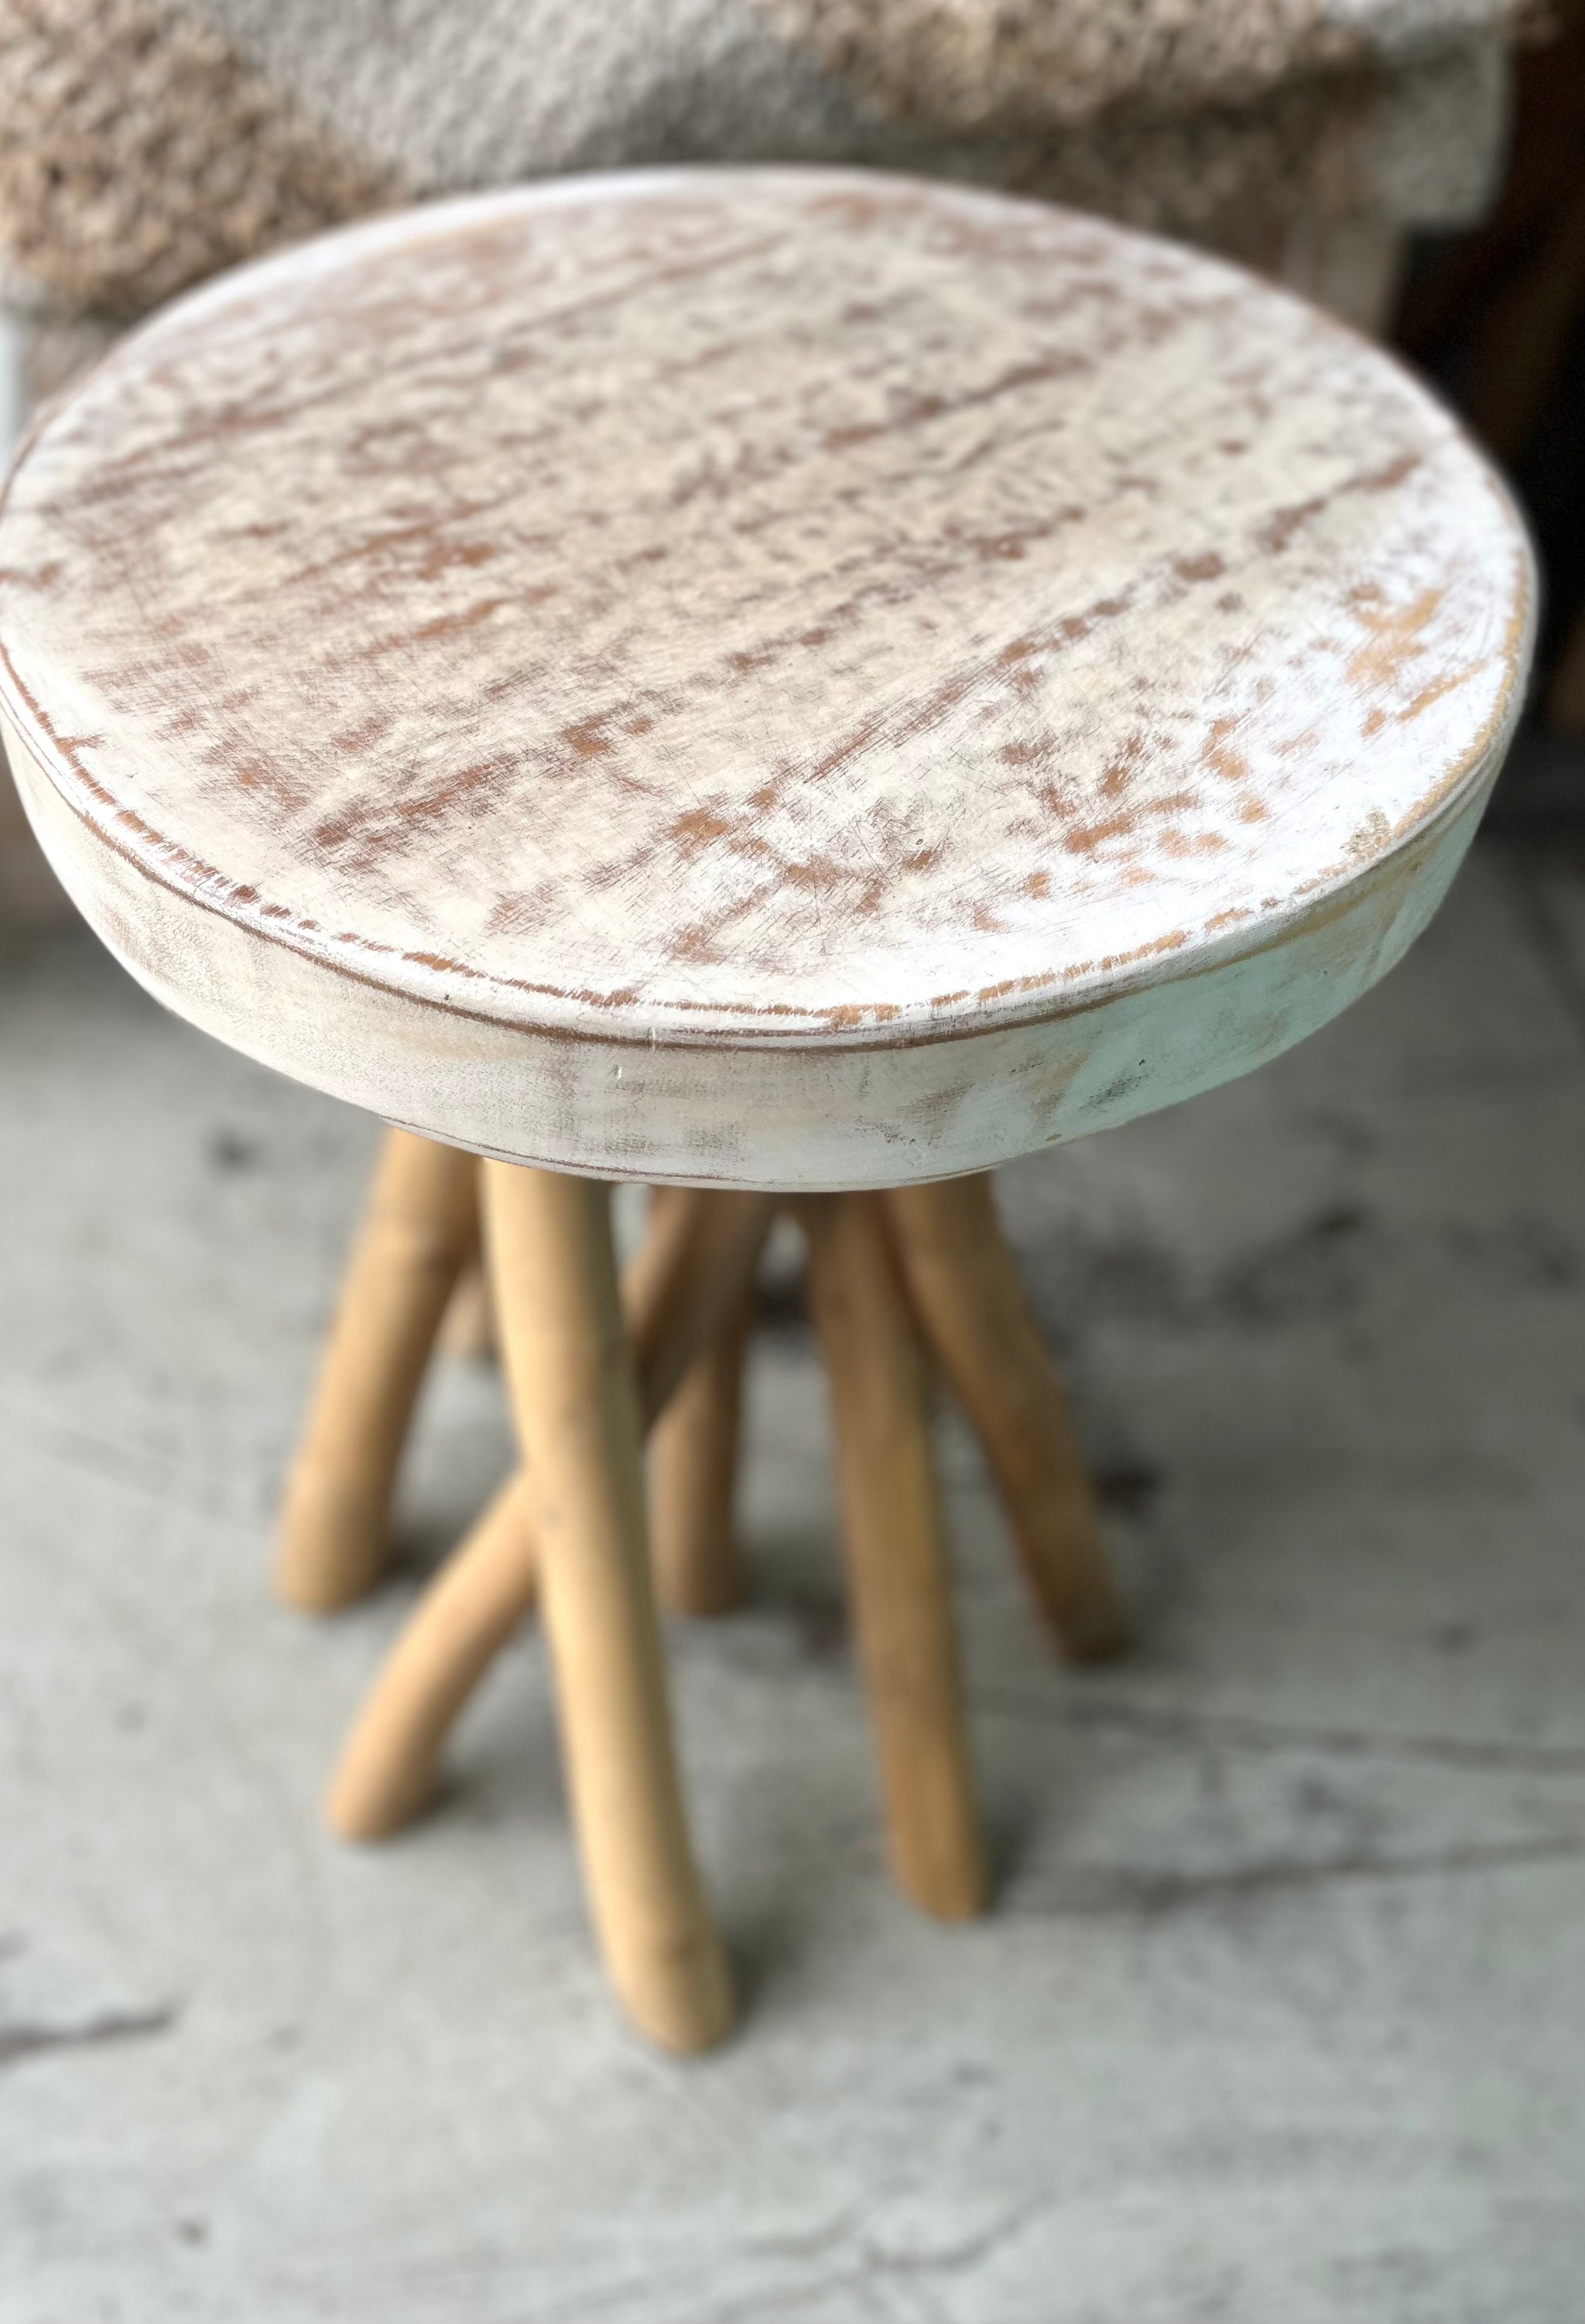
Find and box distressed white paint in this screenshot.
[0,170,1533,1186]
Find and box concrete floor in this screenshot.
[1,833,1583,2322]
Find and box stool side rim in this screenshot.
[0,608,1529,1064]
[5,704,1491,1186]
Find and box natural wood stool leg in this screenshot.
[620,1186,769,1415]
[649,1284,751,1617]
[483,1163,733,2054]
[439,1243,495,1361]
[326,1190,772,1843]
[276,1130,478,1612]
[883,1174,1131,1663]
[803,1193,985,1922]
[324,1472,537,1838]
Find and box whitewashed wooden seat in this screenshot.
[0,169,1533,2054]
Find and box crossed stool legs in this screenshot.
[277,1131,1129,2051]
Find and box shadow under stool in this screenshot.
[0,166,1533,2052]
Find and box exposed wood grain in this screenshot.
[0,169,1534,1188]
[803,1192,985,1921]
[276,1128,477,1611]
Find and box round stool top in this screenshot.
[0,169,1532,1188]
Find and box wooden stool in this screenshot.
[0,169,1532,2054]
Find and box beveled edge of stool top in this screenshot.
[0,168,1535,1188]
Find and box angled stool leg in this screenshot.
[324,1472,538,1839]
[439,1237,495,1361]
[483,1162,732,2053]
[276,1130,478,1611]
[803,1193,985,1922]
[327,1190,772,1846]
[649,1280,751,1617]
[883,1174,1131,1663]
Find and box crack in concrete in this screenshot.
[676,2198,1049,2324]
[0,2001,178,2069]
[978,1688,1585,1775]
[1005,1833,1585,1919]
[0,1395,256,1523]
